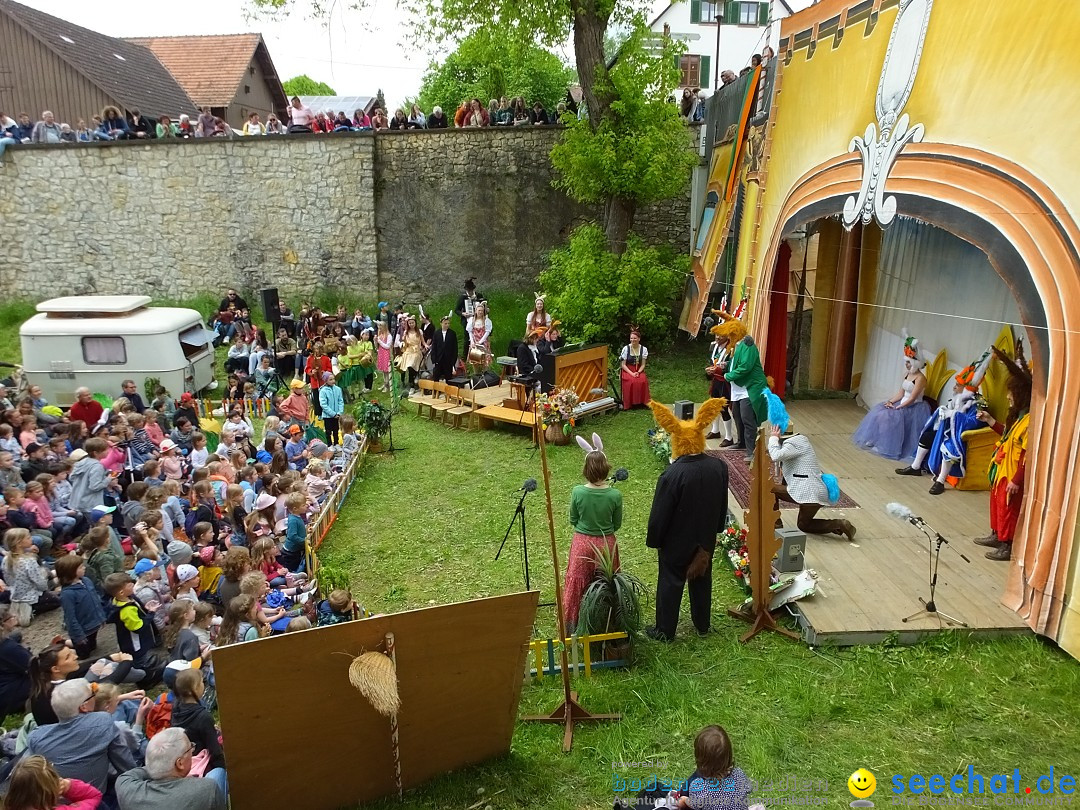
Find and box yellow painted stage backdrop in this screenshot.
[733,0,1080,657]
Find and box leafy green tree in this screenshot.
[416,29,574,117]
[550,27,696,249]
[282,74,336,96]
[540,223,687,348]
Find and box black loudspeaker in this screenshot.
[260,288,280,323]
[471,371,501,389]
[673,400,695,420]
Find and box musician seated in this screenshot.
[516,331,544,383]
[537,321,565,355]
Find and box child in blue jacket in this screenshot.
[57,554,107,658]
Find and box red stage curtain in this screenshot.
[764,242,791,399]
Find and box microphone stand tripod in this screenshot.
[494,488,550,605]
[902,518,971,628]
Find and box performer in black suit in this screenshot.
[645,399,730,641]
[431,315,458,383]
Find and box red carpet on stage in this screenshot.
[706,448,860,511]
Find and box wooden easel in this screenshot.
[727,425,800,643]
[521,403,620,751]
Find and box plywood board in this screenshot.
[214,591,539,810]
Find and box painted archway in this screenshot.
[748,142,1080,644]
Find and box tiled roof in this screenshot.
[0,0,198,118]
[127,34,268,108]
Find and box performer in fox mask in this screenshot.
[645,398,729,641]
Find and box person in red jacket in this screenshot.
[304,343,332,417]
[68,388,103,427]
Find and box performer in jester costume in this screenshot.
[974,344,1031,562]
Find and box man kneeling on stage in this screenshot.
[764,390,855,541]
[645,398,729,641]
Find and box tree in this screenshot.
[282,74,336,96]
[375,88,387,113]
[416,29,575,117]
[550,27,696,251]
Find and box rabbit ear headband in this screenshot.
[576,432,605,457]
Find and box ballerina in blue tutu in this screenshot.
[853,334,932,461]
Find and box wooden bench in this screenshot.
[475,405,536,436]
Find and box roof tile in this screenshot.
[127,34,262,107]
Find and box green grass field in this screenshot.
[3,293,1076,808]
[319,339,1080,810]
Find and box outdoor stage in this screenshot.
[706,399,1030,646]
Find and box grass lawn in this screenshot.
[319,340,1080,810]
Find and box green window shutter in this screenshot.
[758,1,770,26]
[691,0,702,24]
[675,54,683,72]
[701,55,711,88]
[723,1,739,25]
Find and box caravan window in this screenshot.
[82,336,127,365]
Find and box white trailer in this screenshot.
[19,295,216,406]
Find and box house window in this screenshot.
[81,336,126,365]
[737,1,767,26]
[691,0,722,24]
[244,85,251,94]
[679,54,701,89]
[249,65,255,76]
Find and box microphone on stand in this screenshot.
[517,478,538,493]
[885,502,925,527]
[609,468,629,484]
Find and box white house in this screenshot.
[649,0,795,90]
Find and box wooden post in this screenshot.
[727,425,800,643]
[521,401,620,750]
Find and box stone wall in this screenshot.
[0,128,693,303]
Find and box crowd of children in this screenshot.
[0,363,368,807]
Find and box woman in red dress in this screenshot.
[619,330,651,409]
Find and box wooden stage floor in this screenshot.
[706,399,1030,646]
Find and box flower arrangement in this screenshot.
[536,387,580,433]
[646,428,671,463]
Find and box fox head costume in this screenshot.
[709,310,748,346]
[649,398,728,458]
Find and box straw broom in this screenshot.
[348,650,400,717]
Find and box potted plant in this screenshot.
[535,387,580,445]
[353,399,392,451]
[576,545,646,662]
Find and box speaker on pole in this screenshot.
[260,288,280,323]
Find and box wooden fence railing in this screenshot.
[527,631,630,679]
[304,438,367,578]
[194,398,275,418]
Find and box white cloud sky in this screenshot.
[16,0,817,112]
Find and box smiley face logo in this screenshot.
[848,768,877,802]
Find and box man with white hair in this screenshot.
[30,110,63,144]
[116,727,226,810]
[24,678,137,795]
[69,386,104,426]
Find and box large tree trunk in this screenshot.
[571,1,612,132]
[603,195,636,256]
[572,1,632,254]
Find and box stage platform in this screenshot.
[706,399,1030,646]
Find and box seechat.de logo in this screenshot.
[848,768,877,807]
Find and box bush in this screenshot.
[539,223,687,349]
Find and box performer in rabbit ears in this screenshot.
[764,389,856,541]
[645,399,729,641]
[563,433,623,632]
